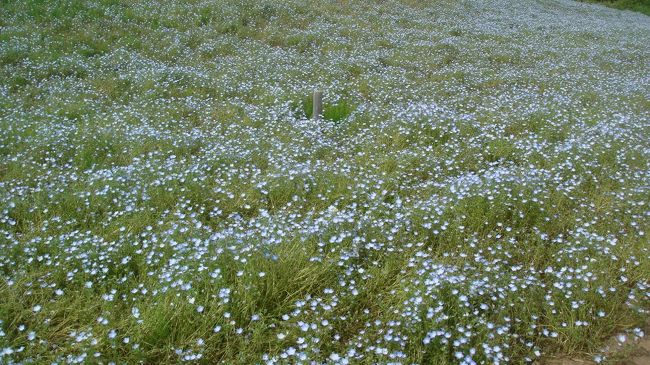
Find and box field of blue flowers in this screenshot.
[0,0,649,363]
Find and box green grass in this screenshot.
[582,0,650,15]
[301,96,356,122]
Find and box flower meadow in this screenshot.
[1,0,649,363]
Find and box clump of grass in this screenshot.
[0,49,28,66]
[581,0,650,15]
[301,96,355,122]
[323,101,354,122]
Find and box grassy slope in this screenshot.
[0,0,649,364]
[584,0,650,16]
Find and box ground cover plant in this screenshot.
[0,0,649,363]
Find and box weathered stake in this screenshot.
[313,90,323,121]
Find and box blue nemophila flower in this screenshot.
[0,0,648,363]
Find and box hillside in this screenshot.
[1,0,649,363]
[584,0,650,15]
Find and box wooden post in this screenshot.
[313,90,322,121]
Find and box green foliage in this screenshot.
[302,96,355,122]
[582,0,650,15]
[323,101,355,122]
